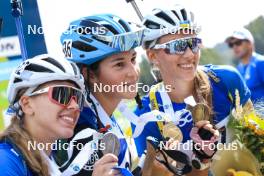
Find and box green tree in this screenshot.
[200,48,227,65]
[246,15,264,55]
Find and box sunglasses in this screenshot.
[153,37,202,55]
[94,25,145,52]
[29,85,85,110]
[228,40,244,48]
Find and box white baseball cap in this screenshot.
[226,28,254,44]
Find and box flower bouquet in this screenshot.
[228,90,264,174]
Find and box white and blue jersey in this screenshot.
[0,141,33,176]
[55,96,135,176]
[134,65,251,156]
[237,52,264,102]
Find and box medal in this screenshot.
[162,122,183,142]
[101,132,120,157]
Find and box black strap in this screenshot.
[146,137,192,175]
[0,17,3,36]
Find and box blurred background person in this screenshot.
[226,28,264,102]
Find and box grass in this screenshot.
[0,80,9,130]
[0,57,8,63]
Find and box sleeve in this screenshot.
[0,149,26,176]
[214,65,251,106]
[133,96,162,156]
[133,96,151,156]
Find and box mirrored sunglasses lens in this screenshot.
[113,30,144,51]
[169,39,188,54]
[52,87,83,108]
[191,38,201,53]
[52,87,70,105]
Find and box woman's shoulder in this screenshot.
[202,64,251,105]
[0,142,17,158]
[0,142,28,175]
[202,64,247,91]
[202,64,242,83]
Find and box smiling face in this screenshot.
[147,32,200,82]
[21,81,81,141]
[89,50,140,100]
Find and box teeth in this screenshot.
[179,64,193,68]
[62,116,74,123]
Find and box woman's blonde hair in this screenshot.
[193,69,213,120]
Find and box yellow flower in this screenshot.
[244,112,264,130]
[255,129,264,136]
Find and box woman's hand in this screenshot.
[192,120,220,158]
[92,154,121,176]
[195,120,219,137]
